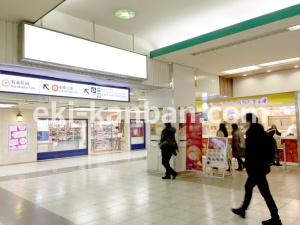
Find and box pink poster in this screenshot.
[9,125,28,150]
[130,121,144,137]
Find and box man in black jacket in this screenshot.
[160,123,178,180]
[232,113,281,225]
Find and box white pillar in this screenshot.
[146,64,196,173]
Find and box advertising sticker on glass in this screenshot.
[8,124,29,151]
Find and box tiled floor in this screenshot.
[0,150,299,225]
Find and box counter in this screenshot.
[202,135,298,164]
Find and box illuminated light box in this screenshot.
[19,23,147,80]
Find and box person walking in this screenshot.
[217,123,231,171]
[232,113,281,225]
[160,123,178,180]
[231,124,245,171]
[266,125,282,166]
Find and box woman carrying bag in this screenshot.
[159,123,178,180]
[232,124,246,171]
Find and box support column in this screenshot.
[146,64,196,173]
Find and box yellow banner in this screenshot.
[197,92,295,111]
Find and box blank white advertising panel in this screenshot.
[21,24,147,79]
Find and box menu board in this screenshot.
[8,124,29,151]
[206,137,227,168]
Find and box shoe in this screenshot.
[262,218,282,225]
[276,163,282,166]
[232,208,245,218]
[172,172,178,180]
[270,162,276,166]
[236,168,243,171]
[226,168,231,172]
[162,176,171,179]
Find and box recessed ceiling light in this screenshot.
[115,9,135,19]
[130,93,135,95]
[243,74,247,76]
[295,66,299,68]
[288,25,300,31]
[137,98,147,101]
[267,70,272,72]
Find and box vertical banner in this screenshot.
[186,113,203,171]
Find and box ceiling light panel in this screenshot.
[222,65,260,75]
[288,25,300,31]
[259,57,300,67]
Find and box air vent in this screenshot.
[190,28,289,56]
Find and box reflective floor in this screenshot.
[0,151,299,225]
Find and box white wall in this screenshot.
[0,109,37,165]
[234,69,300,97]
[173,64,196,108]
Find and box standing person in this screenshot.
[231,124,245,171]
[160,123,178,180]
[232,113,281,225]
[266,125,282,166]
[217,123,231,171]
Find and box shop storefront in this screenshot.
[197,92,299,165]
[37,119,88,160]
[0,70,135,163]
[91,119,124,152]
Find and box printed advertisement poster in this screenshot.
[130,120,145,145]
[150,123,164,141]
[206,138,227,168]
[186,113,203,171]
[9,124,28,151]
[179,123,186,141]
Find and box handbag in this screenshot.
[159,138,175,149]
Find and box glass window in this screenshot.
[37,119,87,153]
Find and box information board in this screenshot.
[0,73,129,102]
[8,124,29,151]
[205,137,227,169]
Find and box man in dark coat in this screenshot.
[160,123,178,179]
[232,113,281,225]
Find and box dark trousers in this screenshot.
[241,175,279,219]
[162,152,176,177]
[236,157,245,168]
[276,149,280,164]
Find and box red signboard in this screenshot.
[186,113,203,171]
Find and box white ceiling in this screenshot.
[153,15,300,76]
[55,0,300,49]
[0,0,64,23]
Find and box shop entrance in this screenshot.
[91,119,123,152]
[37,119,88,160]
